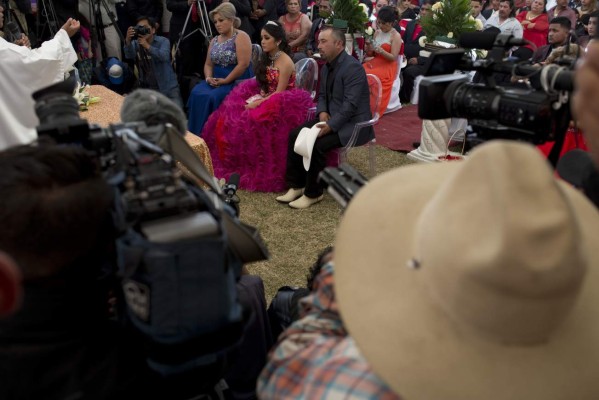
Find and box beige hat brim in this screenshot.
[335,157,599,399]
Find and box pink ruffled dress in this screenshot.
[202,66,314,192]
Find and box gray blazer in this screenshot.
[316,51,374,146]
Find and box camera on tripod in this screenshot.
[133,24,151,38]
[417,32,575,145]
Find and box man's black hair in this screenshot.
[136,15,157,29]
[0,144,114,280]
[550,15,572,30]
[499,0,516,17]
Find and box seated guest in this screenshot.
[363,6,403,116]
[187,3,253,135]
[250,0,278,42]
[279,0,312,62]
[516,0,549,56]
[485,0,524,38]
[578,10,598,48]
[532,16,571,63]
[202,21,313,192]
[395,0,417,20]
[124,16,183,108]
[257,141,599,399]
[482,0,500,19]
[398,0,431,103]
[577,0,597,18]
[276,27,373,209]
[0,11,79,150]
[306,0,331,57]
[472,0,488,24]
[371,0,390,30]
[547,0,577,31]
[516,0,533,13]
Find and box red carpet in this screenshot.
[375,105,422,152]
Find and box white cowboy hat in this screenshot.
[334,140,599,399]
[294,123,321,171]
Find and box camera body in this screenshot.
[417,34,575,145]
[133,24,151,38]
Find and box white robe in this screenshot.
[0,29,78,151]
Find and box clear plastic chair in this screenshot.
[294,57,319,100]
[251,43,262,70]
[339,73,382,177]
[294,58,319,120]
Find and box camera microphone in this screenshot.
[224,173,240,197]
[459,32,527,50]
[5,21,22,43]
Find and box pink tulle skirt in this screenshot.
[202,79,314,192]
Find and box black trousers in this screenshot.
[400,64,426,104]
[285,119,342,198]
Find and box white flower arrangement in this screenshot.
[359,3,369,17]
[73,82,100,111]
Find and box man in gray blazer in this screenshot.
[277,27,373,209]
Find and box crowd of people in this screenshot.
[2,0,599,398]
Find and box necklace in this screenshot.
[269,50,282,66]
[526,11,539,20]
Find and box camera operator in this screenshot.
[0,144,159,399]
[124,16,184,108]
[0,143,247,399]
[0,9,79,151]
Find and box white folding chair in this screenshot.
[339,74,382,176]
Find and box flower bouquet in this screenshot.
[73,81,100,111]
[419,0,481,48]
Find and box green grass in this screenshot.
[238,144,415,300]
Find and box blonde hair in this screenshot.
[209,3,241,29]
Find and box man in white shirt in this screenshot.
[0,6,80,151]
[484,0,524,38]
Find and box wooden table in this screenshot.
[81,85,214,177]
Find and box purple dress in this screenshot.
[202,66,313,192]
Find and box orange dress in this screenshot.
[363,30,398,116]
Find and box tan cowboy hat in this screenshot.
[294,123,321,171]
[334,140,599,399]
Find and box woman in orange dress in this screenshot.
[516,0,549,50]
[279,0,312,62]
[363,6,402,116]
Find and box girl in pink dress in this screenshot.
[202,21,313,192]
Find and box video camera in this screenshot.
[32,77,269,377]
[417,32,575,152]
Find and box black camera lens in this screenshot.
[134,25,150,36]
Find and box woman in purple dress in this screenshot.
[202,21,313,192]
